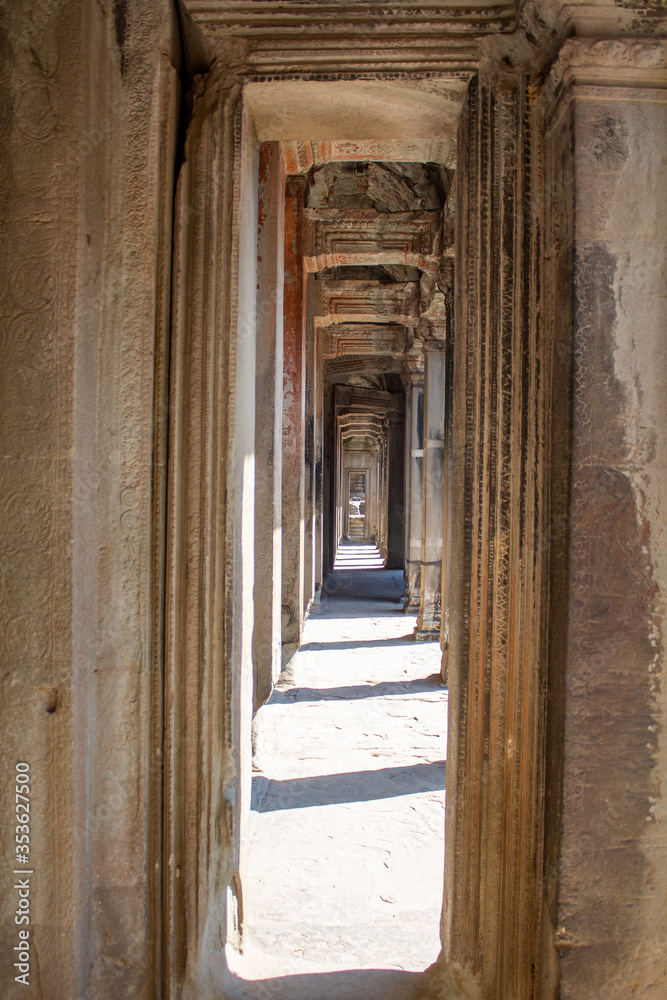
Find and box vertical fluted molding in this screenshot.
[165,75,244,997]
[442,64,554,1000]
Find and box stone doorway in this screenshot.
[164,65,550,1000]
[1,5,664,1000]
[164,75,464,997]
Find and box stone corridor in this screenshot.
[2,3,665,997]
[228,566,446,998]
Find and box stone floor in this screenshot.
[332,539,386,571]
[226,557,447,999]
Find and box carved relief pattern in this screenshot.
[85,4,181,997]
[187,0,515,76]
[317,281,420,328]
[283,139,455,171]
[0,1,68,691]
[543,37,667,110]
[0,2,80,997]
[328,328,407,357]
[445,67,553,999]
[304,209,441,272]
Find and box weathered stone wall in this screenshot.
[1,3,664,998]
[437,33,667,1000]
[0,1,180,997]
[549,40,667,1000]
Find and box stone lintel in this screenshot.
[303,208,442,274]
[320,325,408,358]
[184,1,517,79]
[316,313,419,329]
[525,1,667,49]
[324,355,408,379]
[315,279,421,328]
[305,252,441,273]
[282,139,456,173]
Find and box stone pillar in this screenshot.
[438,64,553,1000]
[314,296,325,595]
[386,406,406,569]
[0,5,181,998]
[404,374,424,613]
[252,143,284,710]
[302,274,317,612]
[543,39,667,1000]
[414,339,446,640]
[281,176,307,660]
[167,81,260,987]
[322,383,336,578]
[440,280,454,681]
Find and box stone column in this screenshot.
[386,405,406,568]
[314,295,325,595]
[252,143,284,710]
[167,81,260,984]
[438,63,553,1000]
[440,279,454,680]
[0,6,180,996]
[404,373,424,613]
[544,39,667,1000]
[375,433,386,555]
[322,383,336,578]
[302,274,317,612]
[414,338,446,640]
[281,176,307,660]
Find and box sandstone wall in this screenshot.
[0,2,180,995]
[554,41,667,1000]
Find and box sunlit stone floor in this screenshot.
[333,539,386,570]
[226,559,447,999]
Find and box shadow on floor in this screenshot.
[225,967,426,1000]
[323,568,405,601]
[252,761,446,811]
[300,634,418,651]
[272,675,446,704]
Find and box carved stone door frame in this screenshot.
[163,66,558,1000]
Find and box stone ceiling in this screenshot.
[179,0,667,391]
[304,161,449,378]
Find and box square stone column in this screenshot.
[414,338,446,640]
[543,38,667,1000]
[302,274,318,612]
[313,286,325,596]
[281,176,307,660]
[404,374,425,613]
[386,406,406,568]
[253,143,285,710]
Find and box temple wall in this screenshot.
[553,42,667,1000]
[0,4,664,998]
[0,1,180,996]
